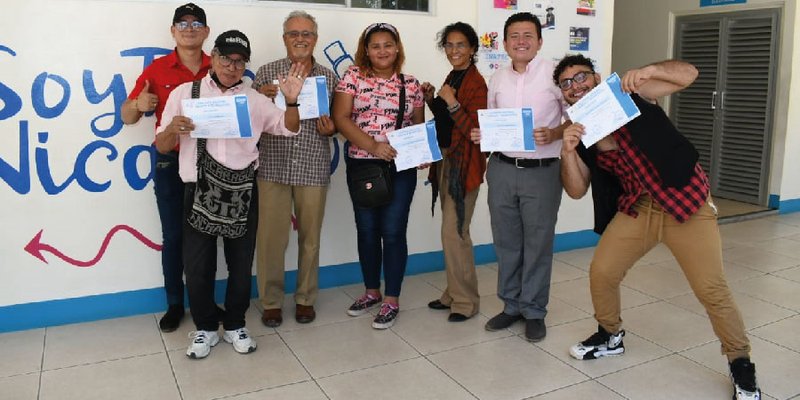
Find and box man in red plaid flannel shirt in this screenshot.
[557,54,761,400]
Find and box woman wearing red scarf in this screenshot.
[422,22,488,322]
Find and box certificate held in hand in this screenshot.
[386,121,443,171]
[477,108,536,152]
[275,76,330,120]
[566,72,641,147]
[182,95,254,139]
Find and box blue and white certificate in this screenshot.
[387,121,443,171]
[477,108,536,152]
[566,72,641,147]
[275,76,330,120]
[183,95,253,139]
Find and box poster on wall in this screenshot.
[478,0,606,78]
[577,0,596,16]
[569,27,590,51]
[495,0,519,9]
[534,2,557,30]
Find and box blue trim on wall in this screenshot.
[780,197,800,214]
[0,229,602,333]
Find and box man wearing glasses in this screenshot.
[470,12,568,342]
[251,10,338,328]
[557,54,761,400]
[122,3,211,333]
[156,30,306,359]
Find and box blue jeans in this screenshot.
[153,150,185,306]
[346,157,417,297]
[182,181,258,331]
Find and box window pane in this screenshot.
[260,0,345,4]
[350,0,428,11]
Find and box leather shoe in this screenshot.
[428,299,450,310]
[484,312,523,331]
[448,312,469,322]
[159,305,185,332]
[525,318,546,342]
[295,304,316,324]
[261,308,282,328]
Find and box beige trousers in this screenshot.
[256,180,327,310]
[437,158,480,316]
[591,195,750,360]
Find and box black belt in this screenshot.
[494,153,558,168]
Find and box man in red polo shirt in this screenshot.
[557,54,761,400]
[122,3,211,332]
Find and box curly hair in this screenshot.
[436,22,479,65]
[553,54,595,86]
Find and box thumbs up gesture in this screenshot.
[135,80,159,113]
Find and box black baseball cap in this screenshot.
[173,3,207,25]
[214,30,251,60]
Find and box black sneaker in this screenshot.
[484,312,523,331]
[569,325,625,360]
[372,303,399,329]
[730,358,761,400]
[159,305,185,332]
[347,293,382,316]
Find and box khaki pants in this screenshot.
[256,180,327,310]
[437,158,480,316]
[591,195,750,360]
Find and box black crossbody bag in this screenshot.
[187,80,255,238]
[347,74,405,209]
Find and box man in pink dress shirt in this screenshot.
[472,12,568,342]
[156,30,306,360]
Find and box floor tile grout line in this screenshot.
[37,327,46,400]
[156,313,185,400]
[418,353,481,400]
[273,329,333,399]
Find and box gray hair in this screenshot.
[283,10,318,33]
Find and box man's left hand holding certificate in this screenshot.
[387,121,443,171]
[182,95,254,139]
[275,76,330,120]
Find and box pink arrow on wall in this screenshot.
[24,225,162,267]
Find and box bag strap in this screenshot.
[190,80,207,155]
[395,73,405,131]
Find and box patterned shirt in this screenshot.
[335,65,424,159]
[596,126,710,223]
[252,58,339,186]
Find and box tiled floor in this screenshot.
[3,213,800,399]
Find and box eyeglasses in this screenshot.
[364,22,398,37]
[443,42,469,50]
[558,71,593,90]
[284,30,317,40]
[217,55,247,70]
[174,20,205,31]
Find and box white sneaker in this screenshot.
[569,325,625,360]
[223,327,257,354]
[186,330,219,359]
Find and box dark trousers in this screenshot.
[346,157,417,297]
[182,181,257,332]
[153,150,185,306]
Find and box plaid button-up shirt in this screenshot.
[252,58,339,186]
[597,126,710,223]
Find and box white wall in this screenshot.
[611,0,800,203]
[0,0,614,325]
